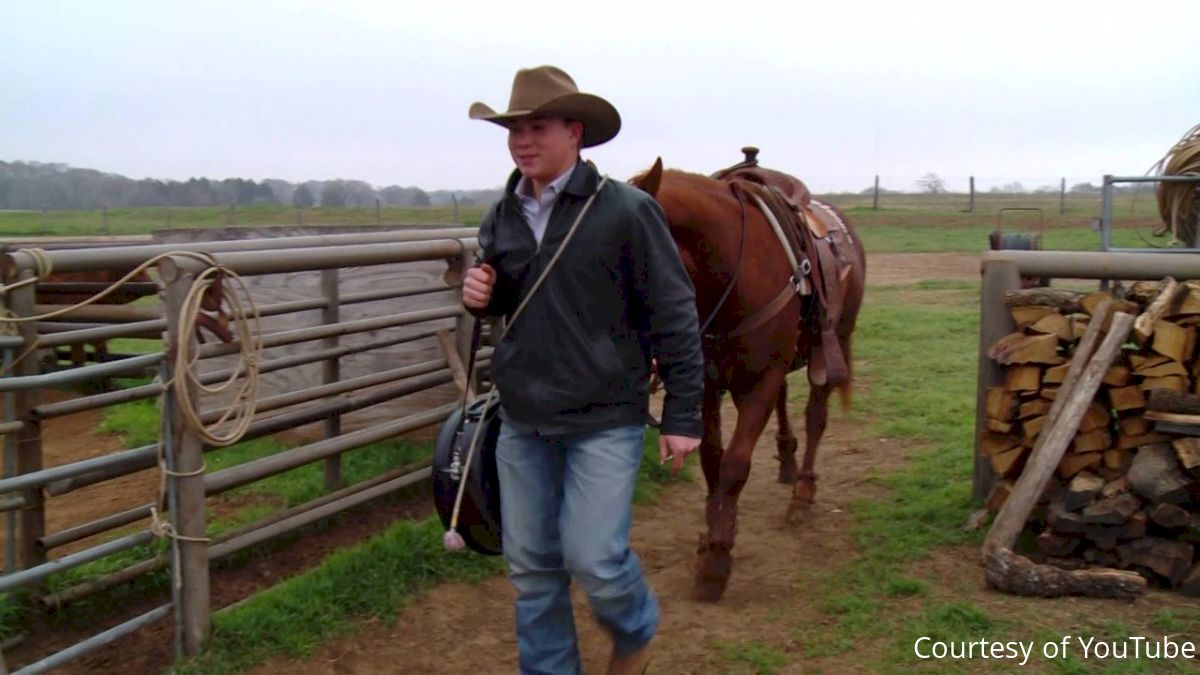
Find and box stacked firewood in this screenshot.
[982,280,1200,595]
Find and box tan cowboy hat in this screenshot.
[469,65,621,148]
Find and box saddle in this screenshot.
[711,147,854,387]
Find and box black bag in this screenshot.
[432,393,503,555]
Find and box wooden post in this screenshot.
[375,198,381,224]
[872,175,880,210]
[8,275,43,572]
[321,268,342,491]
[974,259,1022,503]
[968,176,976,213]
[1060,177,1066,215]
[159,258,210,655]
[983,308,1132,555]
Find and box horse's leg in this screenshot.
[697,379,723,555]
[696,366,786,603]
[788,381,830,524]
[774,379,799,484]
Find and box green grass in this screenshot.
[717,639,789,675]
[0,205,487,237]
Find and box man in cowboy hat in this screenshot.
[463,65,703,675]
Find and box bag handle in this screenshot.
[444,175,609,551]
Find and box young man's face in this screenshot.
[507,115,582,185]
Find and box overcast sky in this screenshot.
[4,1,1197,192]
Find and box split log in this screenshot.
[1151,321,1196,363]
[1065,471,1104,510]
[1133,278,1182,340]
[1149,503,1192,529]
[1117,415,1149,436]
[1103,449,1133,472]
[1174,282,1200,316]
[1023,416,1048,443]
[1084,548,1122,567]
[1011,305,1056,328]
[1030,313,1072,341]
[1103,364,1132,387]
[1147,389,1200,415]
[1040,387,1058,401]
[989,332,1065,365]
[1127,443,1194,505]
[1058,452,1102,478]
[1018,398,1051,420]
[1180,564,1200,597]
[1137,361,1189,378]
[986,419,1014,434]
[1006,366,1042,393]
[1118,538,1194,586]
[986,386,1018,420]
[980,433,1020,457]
[1130,354,1170,371]
[1140,376,1188,394]
[1172,437,1200,475]
[984,547,1145,599]
[1078,403,1111,433]
[1004,288,1084,313]
[983,303,1126,555]
[991,447,1028,478]
[1109,385,1146,412]
[1117,433,1170,451]
[1043,363,1071,385]
[1081,493,1141,525]
[1072,429,1111,454]
[1101,477,1131,500]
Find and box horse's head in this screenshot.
[629,157,664,198]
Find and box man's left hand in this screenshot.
[659,434,701,474]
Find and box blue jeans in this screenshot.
[496,422,659,675]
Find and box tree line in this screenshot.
[0,160,503,210]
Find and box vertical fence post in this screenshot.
[1060,177,1066,215]
[375,198,381,224]
[872,175,880,210]
[7,273,44,572]
[159,257,211,656]
[452,194,460,223]
[968,176,976,213]
[974,259,1022,505]
[321,268,342,491]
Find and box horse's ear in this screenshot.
[632,157,664,197]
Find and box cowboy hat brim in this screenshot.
[468,92,621,148]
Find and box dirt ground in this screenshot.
[6,252,985,673]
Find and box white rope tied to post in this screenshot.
[0,248,265,550]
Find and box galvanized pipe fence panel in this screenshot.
[0,228,484,668]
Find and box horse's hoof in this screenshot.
[777,462,799,485]
[694,550,732,603]
[785,500,813,526]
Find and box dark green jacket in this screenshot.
[473,160,703,437]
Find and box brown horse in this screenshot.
[631,156,866,602]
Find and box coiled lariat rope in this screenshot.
[1150,123,1200,246]
[0,249,264,555]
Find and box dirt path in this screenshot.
[251,385,914,674]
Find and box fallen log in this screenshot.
[984,547,1145,600]
[1004,288,1084,312]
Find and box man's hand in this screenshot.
[659,433,701,474]
[463,263,496,310]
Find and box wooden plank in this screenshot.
[983,305,1129,555]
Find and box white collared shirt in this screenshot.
[515,165,574,246]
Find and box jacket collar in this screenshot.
[503,159,600,200]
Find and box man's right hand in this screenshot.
[463,263,497,310]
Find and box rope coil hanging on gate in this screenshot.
[0,249,265,547]
[1150,123,1200,246]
